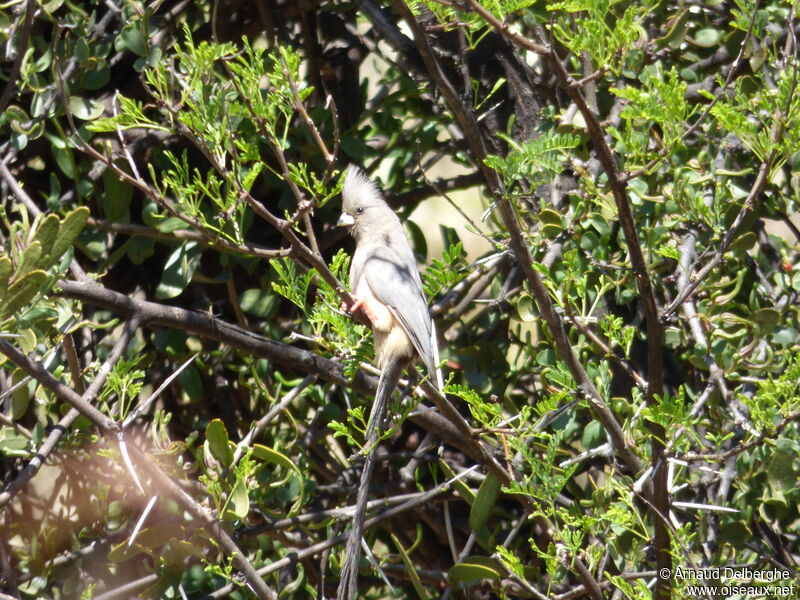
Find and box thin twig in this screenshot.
[0,316,140,507]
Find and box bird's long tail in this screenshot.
[338,357,405,600]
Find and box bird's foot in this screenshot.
[348,295,378,325]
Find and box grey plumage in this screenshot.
[336,166,440,600]
[340,166,437,379]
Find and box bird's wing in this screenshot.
[362,246,436,377]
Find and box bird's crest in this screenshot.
[343,165,383,212]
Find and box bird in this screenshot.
[336,165,440,600]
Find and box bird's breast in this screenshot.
[354,275,395,333]
[353,276,415,366]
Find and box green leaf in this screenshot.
[127,236,155,264]
[581,420,605,449]
[252,443,297,472]
[18,241,42,276]
[154,217,189,233]
[51,145,75,178]
[205,419,233,468]
[729,231,756,251]
[753,308,779,335]
[767,439,797,494]
[1,270,47,319]
[448,556,503,585]
[538,208,562,226]
[654,8,690,49]
[391,534,429,599]
[587,212,611,236]
[155,242,202,299]
[85,64,111,90]
[10,369,32,420]
[0,427,30,457]
[102,167,133,222]
[68,96,105,120]
[178,364,203,400]
[469,473,502,531]
[17,328,37,353]
[240,288,279,318]
[117,25,147,56]
[515,294,538,323]
[32,214,60,267]
[252,443,305,513]
[692,28,721,48]
[46,207,90,268]
[0,257,12,302]
[222,478,250,520]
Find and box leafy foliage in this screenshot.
[1,0,799,599]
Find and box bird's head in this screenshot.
[337,166,392,236]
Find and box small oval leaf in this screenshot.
[223,478,250,520]
[206,419,233,468]
[448,556,503,585]
[2,270,47,319]
[47,207,90,268]
[68,96,105,120]
[469,474,502,531]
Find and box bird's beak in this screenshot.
[337,212,355,227]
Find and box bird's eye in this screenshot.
[355,207,364,215]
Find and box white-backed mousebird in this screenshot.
[336,165,441,599]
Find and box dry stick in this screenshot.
[0,3,116,165]
[92,574,160,600]
[153,68,350,308]
[282,56,333,166]
[678,407,800,464]
[565,314,648,391]
[0,340,118,432]
[127,443,278,600]
[0,413,31,439]
[49,82,291,263]
[674,234,730,403]
[553,572,658,600]
[663,162,781,319]
[89,123,291,260]
[393,172,484,209]
[230,374,316,466]
[0,339,278,600]
[87,217,290,259]
[238,489,447,538]
[213,64,352,303]
[4,137,279,597]
[73,46,509,487]
[431,253,505,318]
[57,277,375,392]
